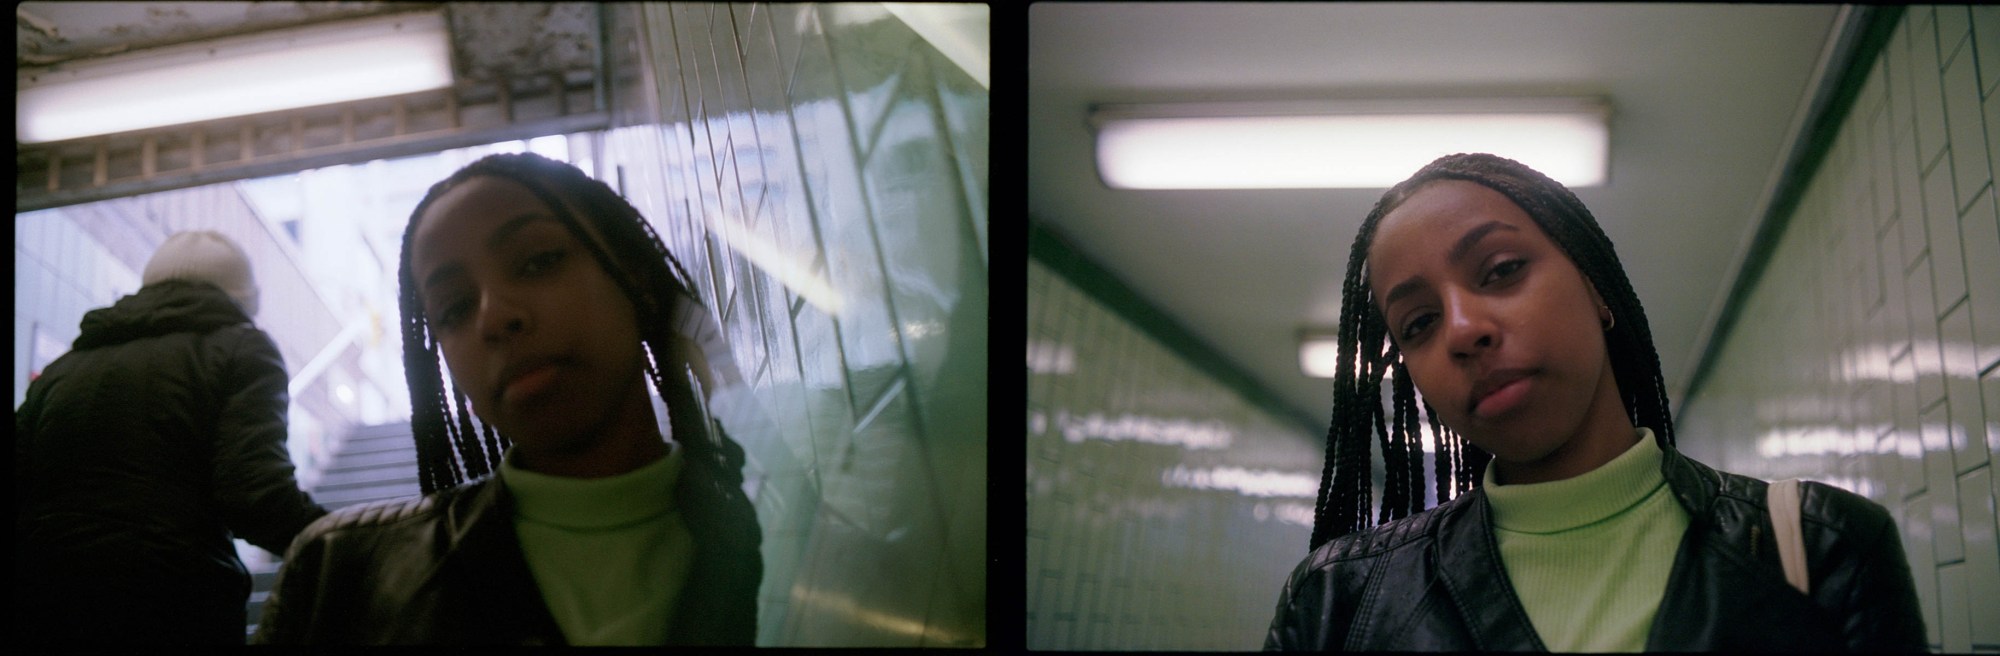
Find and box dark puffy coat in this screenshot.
[1264,438,1928,652]
[15,280,328,646]
[251,429,763,645]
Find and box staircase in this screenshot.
[245,420,422,638]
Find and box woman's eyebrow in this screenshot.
[485,212,554,251]
[421,212,553,297]
[1382,221,1522,308]
[1448,221,1519,264]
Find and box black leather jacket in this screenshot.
[251,439,761,645]
[1264,440,1927,651]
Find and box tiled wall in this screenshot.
[1676,7,2000,652]
[1025,258,1325,650]
[13,209,141,411]
[595,4,986,646]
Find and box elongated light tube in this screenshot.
[18,11,453,144]
[1093,98,1611,189]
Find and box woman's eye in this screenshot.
[433,299,471,329]
[522,249,566,276]
[1483,258,1526,285]
[1402,312,1436,340]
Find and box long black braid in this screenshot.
[1308,153,1675,552]
[395,152,745,498]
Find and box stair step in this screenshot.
[340,432,415,453]
[242,421,421,639]
[344,422,415,438]
[318,462,421,488]
[325,448,420,470]
[317,484,425,508]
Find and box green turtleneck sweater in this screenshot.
[500,444,694,646]
[1482,427,1689,652]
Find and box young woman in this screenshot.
[254,152,761,645]
[1262,153,1925,651]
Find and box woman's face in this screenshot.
[1367,180,1624,473]
[410,176,651,458]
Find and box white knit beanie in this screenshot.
[142,230,260,317]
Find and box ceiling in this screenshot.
[1029,3,1844,429]
[16,2,598,81]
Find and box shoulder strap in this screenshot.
[1767,479,1809,595]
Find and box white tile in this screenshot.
[1976,7,2000,96]
[1949,349,1993,473]
[1988,373,2000,486]
[1924,404,1966,563]
[1958,467,2000,646]
[1912,7,1952,170]
[1959,189,2000,373]
[1906,494,1943,646]
[1940,562,1973,653]
[1941,29,1991,213]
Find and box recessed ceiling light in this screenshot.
[1299,330,1344,379]
[1092,97,1611,190]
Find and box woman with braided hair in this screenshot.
[1263,153,1923,651]
[255,152,760,645]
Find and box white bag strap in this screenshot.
[1768,479,1809,595]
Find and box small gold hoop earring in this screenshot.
[1601,305,1615,332]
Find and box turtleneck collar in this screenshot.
[1483,427,1663,534]
[499,443,683,530]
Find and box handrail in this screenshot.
[288,313,372,398]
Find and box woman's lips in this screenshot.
[502,363,562,404]
[1471,373,1534,419]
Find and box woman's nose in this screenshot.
[1441,290,1498,359]
[475,290,532,340]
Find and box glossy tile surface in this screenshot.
[596,4,986,646]
[1676,7,2000,651]
[1025,259,1324,650]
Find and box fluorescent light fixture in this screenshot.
[17,12,453,144]
[1092,97,1610,189]
[1300,331,1343,379]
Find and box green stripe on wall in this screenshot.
[1029,217,1325,438]
[1681,6,1906,414]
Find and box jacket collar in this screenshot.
[404,475,569,645]
[1431,431,1717,651]
[1655,431,1723,518]
[1434,491,1549,651]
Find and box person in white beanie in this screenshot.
[141,229,262,318]
[16,230,326,646]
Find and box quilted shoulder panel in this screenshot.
[304,494,438,537]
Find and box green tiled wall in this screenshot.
[596,4,986,647]
[1026,259,1325,650]
[1676,7,2000,651]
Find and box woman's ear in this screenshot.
[1582,274,1610,323]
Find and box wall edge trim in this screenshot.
[1677,5,1905,418]
[1029,216,1325,439]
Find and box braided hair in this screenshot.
[1307,153,1675,552]
[396,151,732,496]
